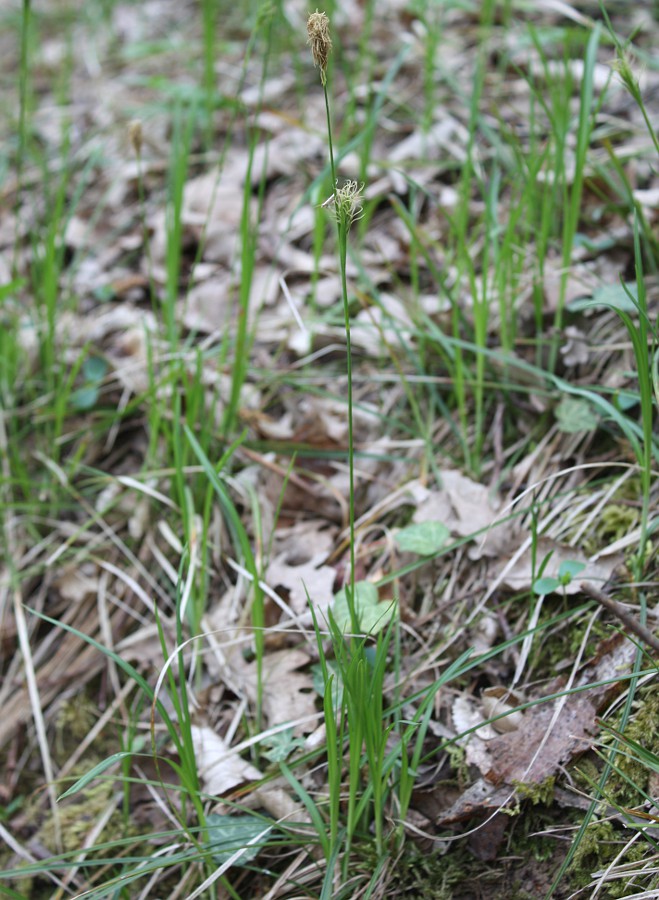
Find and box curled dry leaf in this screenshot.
[453,694,498,747]
[472,612,499,655]
[481,687,525,734]
[240,786,308,824]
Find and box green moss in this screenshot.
[566,689,659,896]
[597,504,638,546]
[568,820,618,886]
[526,598,609,679]
[577,477,641,557]
[39,777,115,853]
[514,777,556,807]
[506,803,562,865]
[351,802,565,900]
[54,696,98,761]
[384,844,468,899]
[444,742,470,788]
[568,819,652,898]
[573,756,599,785]
[2,772,130,896]
[608,688,659,806]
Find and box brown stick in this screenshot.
[580,582,659,654]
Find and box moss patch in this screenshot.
[608,687,659,806]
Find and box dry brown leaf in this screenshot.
[266,551,335,617]
[182,272,233,334]
[483,691,598,786]
[150,155,253,270]
[241,648,318,737]
[250,125,324,182]
[433,779,511,826]
[190,725,262,796]
[413,469,516,559]
[542,255,601,313]
[53,564,100,604]
[454,633,637,788]
[270,519,336,564]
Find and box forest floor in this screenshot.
[1,1,659,898]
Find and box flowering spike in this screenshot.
[327,180,364,231]
[128,119,143,157]
[307,10,332,85]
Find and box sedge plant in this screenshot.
[307,8,362,633]
[306,10,425,881]
[307,11,367,869]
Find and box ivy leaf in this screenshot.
[206,813,272,866]
[260,727,305,763]
[568,282,638,313]
[555,397,599,433]
[591,281,638,313]
[332,581,396,634]
[395,521,450,555]
[70,357,108,410]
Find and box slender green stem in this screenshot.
[323,86,337,200]
[14,0,31,278]
[338,225,357,611]
[322,80,358,631]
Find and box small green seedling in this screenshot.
[533,560,586,596]
[70,355,108,411]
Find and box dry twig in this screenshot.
[580,581,659,655]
